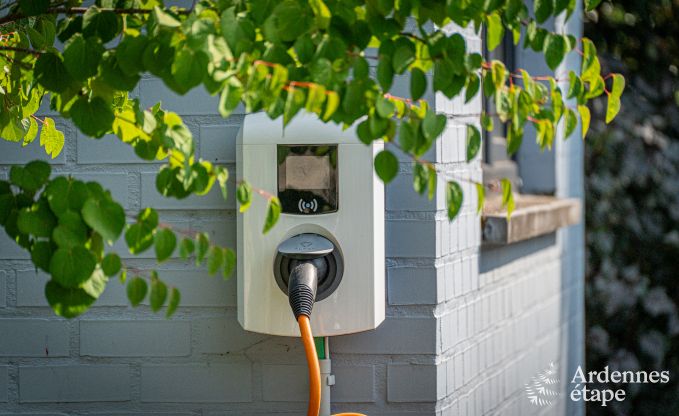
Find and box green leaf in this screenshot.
[605,96,620,124]
[154,228,176,262]
[117,35,148,75]
[544,34,567,71]
[82,197,125,244]
[374,150,399,183]
[127,277,147,307]
[45,177,89,216]
[52,211,87,248]
[426,166,436,200]
[207,246,224,275]
[475,182,485,214]
[466,125,481,162]
[564,107,578,139]
[392,39,416,74]
[219,82,243,119]
[578,105,591,139]
[23,118,39,147]
[150,275,167,312]
[1,118,30,143]
[70,97,115,138]
[223,248,236,279]
[567,71,582,99]
[398,122,416,152]
[357,120,373,145]
[166,287,181,317]
[263,1,313,43]
[501,178,515,219]
[446,181,463,221]
[605,74,625,124]
[34,53,74,93]
[310,57,332,85]
[483,70,496,97]
[376,96,396,118]
[19,0,49,16]
[153,6,181,27]
[535,119,555,150]
[465,74,480,103]
[31,241,53,273]
[413,163,428,195]
[580,38,600,82]
[506,124,523,155]
[263,197,281,234]
[421,111,446,141]
[305,84,327,114]
[36,16,56,45]
[125,223,155,254]
[491,60,506,91]
[237,181,253,213]
[50,246,97,288]
[481,113,494,131]
[486,13,504,51]
[45,281,95,319]
[62,34,103,81]
[584,0,602,11]
[101,253,122,277]
[294,36,315,64]
[283,87,305,125]
[0,194,13,227]
[309,0,331,29]
[368,115,388,138]
[171,49,207,94]
[100,52,141,92]
[551,87,564,123]
[376,57,394,91]
[196,232,210,265]
[83,7,119,43]
[81,268,108,299]
[610,73,625,98]
[323,90,340,121]
[534,0,553,23]
[215,167,230,201]
[10,160,50,193]
[40,117,65,158]
[410,68,426,100]
[18,202,56,238]
[179,237,195,259]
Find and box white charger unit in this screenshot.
[236,113,385,337]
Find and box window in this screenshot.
[480,31,581,245]
[482,31,521,190]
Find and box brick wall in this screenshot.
[0,22,584,416]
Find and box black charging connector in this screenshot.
[287,262,319,318]
[274,233,343,318]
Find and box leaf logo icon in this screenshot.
[524,362,561,407]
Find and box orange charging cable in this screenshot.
[298,315,322,416]
[297,315,366,416]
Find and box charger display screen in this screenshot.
[277,145,338,214]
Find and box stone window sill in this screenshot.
[481,194,581,245]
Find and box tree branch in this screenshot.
[0,45,41,55]
[0,6,190,25]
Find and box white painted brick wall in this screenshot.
[79,320,191,357]
[0,22,584,416]
[140,363,252,402]
[19,366,131,402]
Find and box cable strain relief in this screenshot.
[288,262,318,318]
[289,284,315,318]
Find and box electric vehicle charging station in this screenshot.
[236,112,385,337]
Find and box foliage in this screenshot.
[585,1,679,415]
[0,0,622,317]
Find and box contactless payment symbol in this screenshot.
[298,198,318,213]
